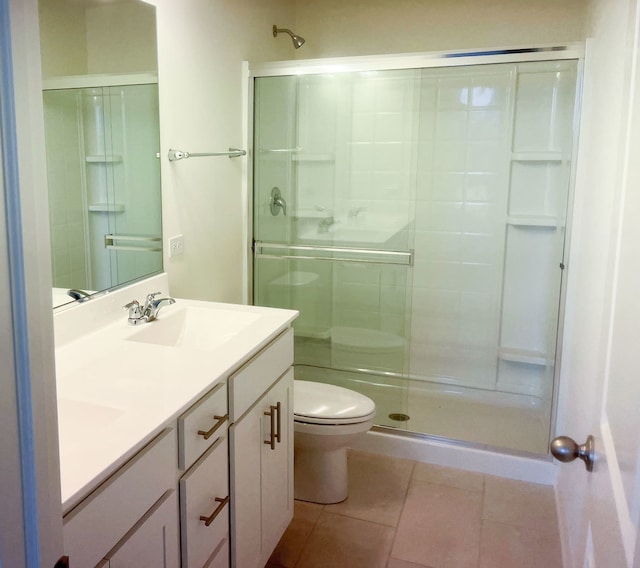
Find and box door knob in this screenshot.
[550,435,595,472]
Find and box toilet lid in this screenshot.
[294,381,376,424]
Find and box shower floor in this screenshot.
[294,364,551,455]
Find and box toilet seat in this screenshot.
[294,380,376,425]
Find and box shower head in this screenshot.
[273,25,305,49]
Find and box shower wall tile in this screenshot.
[424,202,463,231]
[44,91,89,290]
[373,142,405,171]
[352,113,375,142]
[466,141,502,172]
[460,234,501,264]
[437,78,474,109]
[433,140,468,172]
[413,231,461,262]
[461,202,500,233]
[408,67,511,391]
[458,263,497,294]
[435,110,468,140]
[429,172,465,201]
[468,110,505,140]
[375,113,406,142]
[465,173,500,202]
[411,289,460,318]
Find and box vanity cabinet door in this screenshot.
[229,368,294,568]
[261,368,294,560]
[104,489,180,568]
[229,401,262,568]
[63,429,177,568]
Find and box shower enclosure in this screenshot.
[43,79,162,295]
[251,48,580,455]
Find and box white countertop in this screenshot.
[54,274,297,512]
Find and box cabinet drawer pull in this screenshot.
[264,405,277,450]
[197,414,228,440]
[275,401,282,444]
[199,496,230,527]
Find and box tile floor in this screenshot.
[267,450,562,568]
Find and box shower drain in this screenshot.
[388,412,410,422]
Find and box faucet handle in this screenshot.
[145,291,162,303]
[124,300,142,322]
[143,292,162,311]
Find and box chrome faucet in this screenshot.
[348,206,367,218]
[143,292,176,321]
[314,206,335,233]
[124,292,175,325]
[67,288,91,302]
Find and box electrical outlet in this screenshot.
[168,234,184,258]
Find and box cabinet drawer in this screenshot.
[63,428,176,568]
[178,381,228,470]
[229,328,293,422]
[180,434,229,568]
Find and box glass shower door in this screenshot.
[252,57,579,454]
[253,71,418,428]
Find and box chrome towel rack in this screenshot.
[168,148,246,161]
[104,234,162,252]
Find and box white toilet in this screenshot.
[293,380,376,504]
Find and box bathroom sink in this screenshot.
[126,305,262,350]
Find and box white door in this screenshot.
[556,0,640,566]
[1,0,64,566]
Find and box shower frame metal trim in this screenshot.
[248,42,584,78]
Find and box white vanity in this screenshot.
[54,274,297,567]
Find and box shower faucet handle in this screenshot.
[270,187,287,216]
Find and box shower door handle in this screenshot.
[270,187,287,216]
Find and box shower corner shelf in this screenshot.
[498,347,547,366]
[85,154,123,163]
[507,215,558,228]
[292,153,335,162]
[88,202,125,213]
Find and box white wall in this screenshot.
[38,0,88,77]
[39,0,157,78]
[85,1,156,74]
[294,0,587,59]
[152,0,295,302]
[155,0,587,303]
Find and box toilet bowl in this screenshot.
[293,380,376,504]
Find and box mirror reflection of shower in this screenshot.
[43,80,162,296]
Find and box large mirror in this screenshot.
[38,0,162,308]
